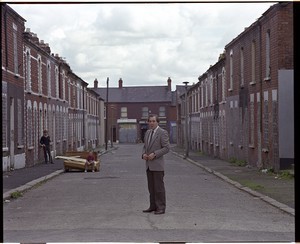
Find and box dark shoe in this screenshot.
[154,209,165,215]
[143,208,156,213]
[50,162,54,164]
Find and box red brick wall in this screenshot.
[223,2,293,170]
[2,4,26,162]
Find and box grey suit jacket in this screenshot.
[142,126,170,171]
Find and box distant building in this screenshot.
[92,77,177,144]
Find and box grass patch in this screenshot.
[10,191,23,199]
[241,180,264,191]
[196,151,204,156]
[262,168,294,180]
[229,157,247,167]
[278,170,294,180]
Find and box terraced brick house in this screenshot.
[92,77,177,144]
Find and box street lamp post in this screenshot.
[105,77,109,151]
[183,81,189,159]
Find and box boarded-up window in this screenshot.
[2,82,8,148]
[159,106,165,117]
[27,101,33,147]
[265,30,271,79]
[121,107,127,118]
[142,107,148,118]
[13,23,18,74]
[17,99,24,146]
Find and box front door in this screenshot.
[10,97,15,170]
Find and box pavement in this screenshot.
[3,144,294,216]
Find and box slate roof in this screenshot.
[176,85,188,97]
[91,86,173,103]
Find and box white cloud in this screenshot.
[9,2,275,90]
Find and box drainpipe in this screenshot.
[4,6,8,68]
[258,21,264,169]
[82,84,86,150]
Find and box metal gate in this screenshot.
[119,123,137,143]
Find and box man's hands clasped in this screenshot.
[143,153,156,161]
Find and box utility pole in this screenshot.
[183,81,189,159]
[105,77,109,151]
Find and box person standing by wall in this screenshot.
[40,129,53,164]
[142,114,170,214]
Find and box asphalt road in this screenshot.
[3,144,295,242]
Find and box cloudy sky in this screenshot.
[10,2,275,90]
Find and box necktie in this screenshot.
[148,130,154,144]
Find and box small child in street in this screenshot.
[85,151,95,172]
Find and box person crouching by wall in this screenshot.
[85,151,95,172]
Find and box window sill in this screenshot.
[249,144,255,149]
[17,145,24,149]
[250,81,256,86]
[262,148,269,153]
[3,147,9,152]
[28,146,34,150]
[228,88,233,92]
[264,77,271,82]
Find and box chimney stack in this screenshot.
[119,78,123,88]
[167,77,172,91]
[94,78,98,88]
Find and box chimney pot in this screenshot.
[94,78,98,88]
[119,78,123,88]
[167,77,172,91]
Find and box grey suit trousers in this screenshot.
[146,168,166,211]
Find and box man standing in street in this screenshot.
[142,114,170,214]
[40,129,53,164]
